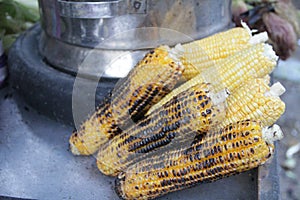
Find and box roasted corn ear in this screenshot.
[69,45,185,155]
[148,43,278,114]
[96,83,228,176]
[115,120,283,200]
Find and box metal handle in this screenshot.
[58,0,126,19]
[58,0,147,19]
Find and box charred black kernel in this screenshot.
[165,171,169,177]
[189,154,194,162]
[201,112,207,117]
[162,126,169,133]
[250,148,255,154]
[229,153,233,160]
[208,168,215,175]
[224,144,228,151]
[200,102,206,108]
[237,153,242,159]
[172,169,176,176]
[233,132,237,138]
[211,148,216,156]
[167,180,172,185]
[175,121,180,128]
[200,172,205,177]
[245,131,250,136]
[198,95,203,100]
[181,168,188,176]
[167,132,176,139]
[161,180,167,187]
[253,137,259,142]
[135,186,139,190]
[228,133,232,140]
[157,172,162,178]
[205,160,210,168]
[206,109,212,115]
[177,178,182,184]
[217,145,222,153]
[221,135,226,141]
[194,153,201,160]
[219,156,224,163]
[158,132,165,138]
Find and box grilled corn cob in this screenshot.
[181,23,269,79]
[69,45,185,155]
[220,78,286,128]
[96,83,228,176]
[115,120,283,200]
[148,43,278,114]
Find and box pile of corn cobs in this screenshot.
[69,24,286,200]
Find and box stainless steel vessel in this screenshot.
[38,0,232,77]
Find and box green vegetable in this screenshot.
[0,0,39,52]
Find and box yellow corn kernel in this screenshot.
[96,83,228,176]
[221,78,286,128]
[69,45,185,155]
[181,25,269,79]
[115,120,283,200]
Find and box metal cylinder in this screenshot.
[38,0,232,78]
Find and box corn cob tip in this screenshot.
[168,43,185,62]
[241,20,268,44]
[262,124,284,144]
[249,32,269,45]
[70,142,81,155]
[207,88,229,105]
[69,131,81,155]
[241,21,253,36]
[265,82,286,97]
[264,43,279,62]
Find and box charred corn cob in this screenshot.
[69,45,185,155]
[115,120,283,200]
[148,43,278,114]
[181,23,269,79]
[96,83,228,176]
[221,78,286,128]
